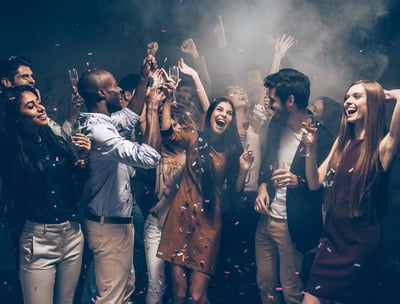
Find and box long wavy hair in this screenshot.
[0,86,76,193]
[325,80,387,217]
[197,97,243,211]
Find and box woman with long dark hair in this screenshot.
[0,86,91,304]
[157,97,254,303]
[301,81,400,304]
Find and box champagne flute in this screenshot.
[169,66,179,104]
[68,68,79,93]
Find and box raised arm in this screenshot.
[269,34,297,75]
[178,58,210,129]
[181,38,212,94]
[379,89,400,171]
[127,54,157,115]
[301,123,338,190]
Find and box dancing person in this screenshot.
[157,97,254,304]
[77,56,163,304]
[301,81,400,304]
[144,59,209,304]
[255,69,334,304]
[0,85,91,304]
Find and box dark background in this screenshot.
[1,0,400,122]
[1,0,399,302]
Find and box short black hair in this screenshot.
[0,56,32,84]
[119,73,140,93]
[264,68,310,109]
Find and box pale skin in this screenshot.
[300,84,400,304]
[177,58,210,129]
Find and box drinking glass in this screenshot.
[68,68,79,92]
[169,66,179,104]
[168,66,179,83]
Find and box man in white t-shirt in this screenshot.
[255,69,334,304]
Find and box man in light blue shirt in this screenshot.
[78,57,163,304]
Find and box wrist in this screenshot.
[191,52,200,60]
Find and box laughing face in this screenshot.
[210,101,233,135]
[343,83,367,125]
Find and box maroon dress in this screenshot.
[306,139,388,303]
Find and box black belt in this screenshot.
[85,211,133,224]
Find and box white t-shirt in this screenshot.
[270,126,301,219]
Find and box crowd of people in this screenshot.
[0,15,399,304]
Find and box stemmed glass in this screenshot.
[68,68,79,93]
[169,66,179,104]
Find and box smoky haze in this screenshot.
[0,0,398,120]
[96,0,393,101]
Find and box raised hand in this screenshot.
[147,87,166,109]
[181,38,200,59]
[178,58,197,78]
[301,121,317,147]
[147,41,159,57]
[273,34,297,58]
[141,54,158,79]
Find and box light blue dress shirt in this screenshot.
[79,108,161,217]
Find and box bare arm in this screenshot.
[127,55,156,115]
[379,89,400,171]
[269,34,297,75]
[181,38,212,94]
[143,88,165,152]
[302,123,338,190]
[178,58,210,129]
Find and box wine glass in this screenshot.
[168,65,179,83]
[68,68,79,93]
[169,66,179,104]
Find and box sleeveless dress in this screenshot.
[306,139,388,303]
[157,129,227,275]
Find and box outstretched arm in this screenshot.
[379,89,400,171]
[127,54,157,115]
[301,123,338,190]
[178,58,210,129]
[181,38,212,94]
[269,34,297,75]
